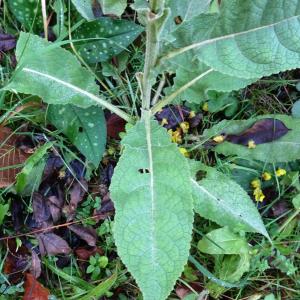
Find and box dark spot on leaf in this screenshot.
[79,127,84,133]
[174,16,183,25]
[138,168,150,174]
[226,118,290,146]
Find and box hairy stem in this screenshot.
[142,15,159,111]
[151,69,213,114]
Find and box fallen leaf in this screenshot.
[23,273,50,300]
[226,119,289,146]
[0,33,16,51]
[106,113,126,139]
[3,239,29,283]
[69,224,97,246]
[0,127,31,188]
[47,193,64,223]
[64,179,88,220]
[75,246,104,260]
[37,232,71,256]
[30,251,41,279]
[32,192,52,229]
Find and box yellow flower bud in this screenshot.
[179,147,189,157]
[168,129,182,144]
[251,179,261,189]
[276,168,287,177]
[248,140,256,149]
[189,111,196,118]
[180,122,190,134]
[202,102,209,112]
[262,172,272,181]
[253,187,265,202]
[161,118,168,126]
[213,135,225,143]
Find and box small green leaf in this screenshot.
[7,0,42,30]
[5,32,98,108]
[192,165,269,238]
[87,265,95,274]
[16,142,53,193]
[292,194,300,210]
[198,227,249,255]
[203,115,300,163]
[0,203,9,226]
[99,0,127,16]
[110,119,194,300]
[73,18,143,64]
[47,104,106,167]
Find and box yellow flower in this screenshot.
[179,147,189,157]
[276,168,287,177]
[202,102,209,112]
[253,187,265,202]
[161,118,168,126]
[251,179,261,189]
[248,140,256,149]
[180,122,190,134]
[168,129,182,144]
[213,135,225,143]
[262,172,272,181]
[189,111,196,118]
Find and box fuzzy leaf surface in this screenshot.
[47,104,106,167]
[73,18,143,64]
[110,119,194,300]
[71,0,99,20]
[203,115,300,163]
[170,0,300,79]
[5,33,98,108]
[192,167,268,238]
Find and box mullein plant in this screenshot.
[4,1,300,299]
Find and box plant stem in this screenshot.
[149,0,160,12]
[41,0,48,40]
[142,15,159,111]
[151,69,213,114]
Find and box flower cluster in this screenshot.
[250,169,287,202]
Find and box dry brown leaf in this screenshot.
[37,232,71,256]
[23,273,50,300]
[0,127,30,188]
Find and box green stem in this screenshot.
[150,0,160,12]
[151,69,213,114]
[142,15,159,111]
[276,209,299,235]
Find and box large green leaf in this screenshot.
[161,0,211,42]
[163,52,255,103]
[192,166,269,238]
[73,18,143,64]
[47,104,106,167]
[203,115,300,163]
[170,0,300,80]
[110,119,194,300]
[7,0,42,30]
[4,33,98,108]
